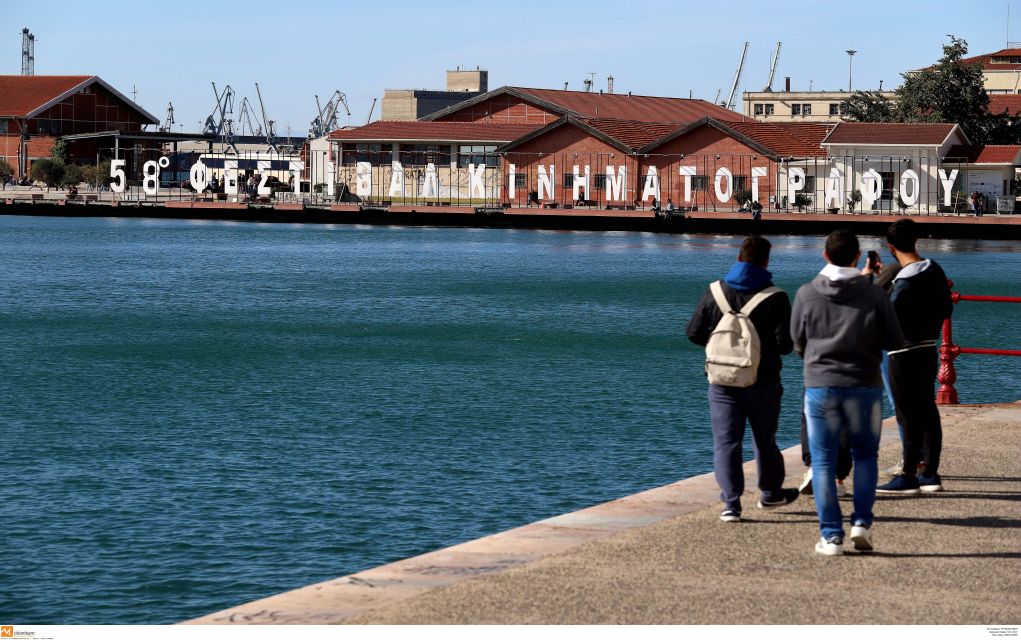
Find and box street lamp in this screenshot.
[846,49,857,92]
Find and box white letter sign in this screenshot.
[468,163,486,198]
[641,166,660,202]
[714,167,733,202]
[899,169,919,207]
[606,165,626,202]
[537,164,555,200]
[679,166,696,202]
[938,169,959,206]
[356,161,372,197]
[751,166,768,203]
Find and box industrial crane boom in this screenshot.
[725,42,749,111]
[764,42,782,91]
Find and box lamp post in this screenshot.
[846,49,857,92]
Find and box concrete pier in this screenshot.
[4,194,1021,239]
[184,401,1021,625]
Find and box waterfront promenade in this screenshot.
[4,191,1021,239]
[186,401,1021,625]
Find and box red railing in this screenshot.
[937,279,1021,404]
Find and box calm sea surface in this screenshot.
[2,215,1019,624]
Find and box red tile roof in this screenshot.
[328,120,541,142]
[725,121,832,157]
[581,118,680,150]
[945,144,1021,164]
[821,122,959,145]
[989,94,1021,115]
[960,48,1021,70]
[515,87,748,122]
[0,75,92,117]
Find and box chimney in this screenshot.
[785,76,791,92]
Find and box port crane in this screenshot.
[254,82,277,151]
[202,83,235,137]
[366,97,377,124]
[724,42,749,111]
[309,91,351,138]
[763,42,782,91]
[238,97,263,137]
[159,102,175,132]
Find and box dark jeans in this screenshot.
[800,412,852,480]
[889,346,942,477]
[709,381,786,512]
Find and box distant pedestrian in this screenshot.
[791,229,904,556]
[876,219,953,495]
[686,236,799,523]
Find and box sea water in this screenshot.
[1,215,1018,623]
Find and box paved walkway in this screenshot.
[186,402,1021,625]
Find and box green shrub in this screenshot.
[30,158,66,188]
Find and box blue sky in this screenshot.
[3,0,1015,135]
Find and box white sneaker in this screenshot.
[883,460,904,476]
[719,509,741,523]
[850,524,873,552]
[815,536,844,556]
[799,469,813,495]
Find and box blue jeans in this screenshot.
[804,387,883,540]
[709,382,786,512]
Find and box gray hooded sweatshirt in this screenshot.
[791,270,905,388]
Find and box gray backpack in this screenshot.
[705,281,781,387]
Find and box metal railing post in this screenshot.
[937,314,960,405]
[937,279,959,405]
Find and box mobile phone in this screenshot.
[867,250,879,270]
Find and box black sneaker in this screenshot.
[919,473,943,492]
[757,488,799,509]
[876,474,921,495]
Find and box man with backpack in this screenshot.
[686,236,799,523]
[791,229,904,556]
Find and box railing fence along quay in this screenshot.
[937,279,1021,405]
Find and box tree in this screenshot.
[50,139,70,163]
[0,158,13,186]
[846,35,1021,144]
[30,158,66,188]
[844,91,896,123]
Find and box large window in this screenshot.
[342,143,392,165]
[732,176,747,193]
[691,175,708,190]
[399,144,444,166]
[0,118,7,134]
[593,173,606,190]
[753,103,775,116]
[802,104,812,116]
[457,145,499,168]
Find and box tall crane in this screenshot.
[309,91,351,138]
[366,98,377,124]
[763,42,782,91]
[202,83,235,136]
[159,102,175,132]
[725,41,749,111]
[238,97,263,137]
[254,82,276,151]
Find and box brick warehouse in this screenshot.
[0,75,158,177]
[327,85,1020,214]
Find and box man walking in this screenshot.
[687,236,799,523]
[791,229,904,555]
[877,219,953,494]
